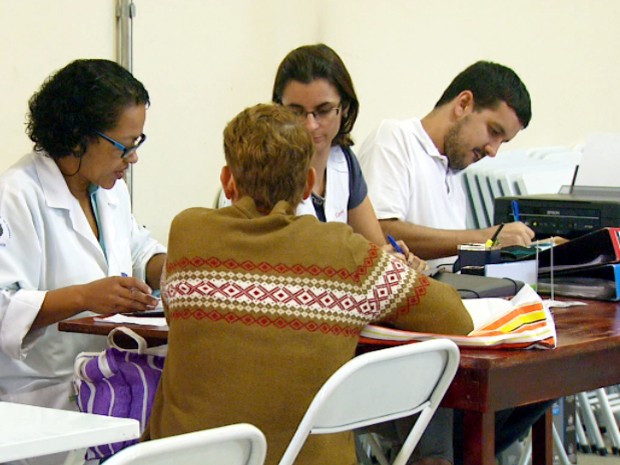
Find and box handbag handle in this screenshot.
[107,326,149,354]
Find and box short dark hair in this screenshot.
[26,59,150,159]
[272,43,359,147]
[434,61,531,128]
[223,104,314,211]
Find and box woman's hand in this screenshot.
[381,240,429,272]
[34,276,160,331]
[80,276,159,315]
[407,254,429,273]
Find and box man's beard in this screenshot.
[443,116,484,171]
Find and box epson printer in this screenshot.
[494,186,620,240]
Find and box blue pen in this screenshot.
[511,200,520,222]
[387,235,405,255]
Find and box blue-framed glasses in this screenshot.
[96,131,147,159]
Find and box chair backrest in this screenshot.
[277,338,460,465]
[103,423,267,465]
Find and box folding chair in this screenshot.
[102,423,267,465]
[576,391,608,455]
[277,338,460,465]
[581,387,620,455]
[513,423,572,465]
[575,407,590,453]
[592,388,620,454]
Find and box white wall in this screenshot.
[130,0,319,242]
[0,0,116,170]
[324,0,620,151]
[2,0,619,245]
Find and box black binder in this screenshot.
[432,271,524,299]
[537,227,620,274]
[538,264,620,301]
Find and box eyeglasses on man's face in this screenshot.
[96,131,147,159]
[287,104,341,123]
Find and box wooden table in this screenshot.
[59,300,620,465]
[440,300,620,465]
[0,401,139,463]
[60,314,168,345]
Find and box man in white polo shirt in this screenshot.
[358,60,535,269]
[358,61,554,465]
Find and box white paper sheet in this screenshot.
[96,314,168,327]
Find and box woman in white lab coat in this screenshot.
[270,44,426,272]
[0,59,166,421]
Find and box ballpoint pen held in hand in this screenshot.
[486,223,505,248]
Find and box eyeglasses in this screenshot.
[287,104,341,123]
[96,131,147,159]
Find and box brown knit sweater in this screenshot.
[144,197,473,465]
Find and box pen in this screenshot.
[387,235,405,255]
[511,200,520,222]
[486,223,505,247]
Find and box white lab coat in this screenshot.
[0,152,166,412]
[296,146,350,223]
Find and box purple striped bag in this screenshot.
[73,326,167,460]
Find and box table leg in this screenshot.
[531,407,553,465]
[462,410,496,465]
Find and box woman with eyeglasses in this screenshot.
[272,44,452,465]
[271,44,426,270]
[0,59,165,434]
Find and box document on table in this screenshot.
[96,313,167,327]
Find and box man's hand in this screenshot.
[489,222,535,247]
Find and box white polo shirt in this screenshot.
[358,118,466,228]
[358,118,466,267]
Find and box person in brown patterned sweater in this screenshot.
[143,103,473,465]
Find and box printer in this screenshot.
[493,186,620,240]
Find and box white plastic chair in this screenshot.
[102,423,267,465]
[277,338,460,465]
